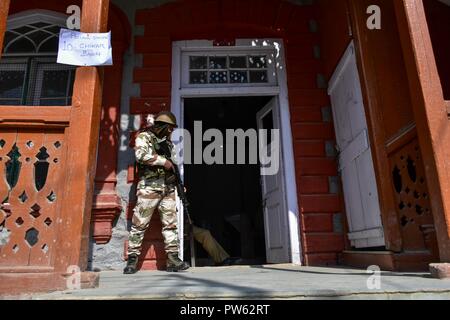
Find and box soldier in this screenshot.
[124,111,189,274]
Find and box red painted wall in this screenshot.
[317,0,352,80]
[424,0,450,100]
[130,0,344,270]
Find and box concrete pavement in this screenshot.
[16,264,450,300]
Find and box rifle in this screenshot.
[158,141,197,267]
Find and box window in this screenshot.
[181,49,278,88]
[0,18,75,106]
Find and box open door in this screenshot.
[328,42,385,248]
[256,97,290,263]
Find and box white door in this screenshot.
[256,97,290,263]
[328,42,385,248]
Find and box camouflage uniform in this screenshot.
[127,130,179,256]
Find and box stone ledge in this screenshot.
[429,263,450,279]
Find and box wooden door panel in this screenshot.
[388,138,438,255]
[257,97,289,263]
[0,128,65,267]
[329,42,385,248]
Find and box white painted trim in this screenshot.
[6,9,68,30]
[348,228,384,241]
[171,39,302,265]
[328,41,355,95]
[180,87,280,98]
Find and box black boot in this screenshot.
[123,254,139,274]
[166,253,190,272]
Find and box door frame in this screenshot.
[171,39,302,265]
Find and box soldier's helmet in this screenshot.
[155,111,178,128]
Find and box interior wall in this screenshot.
[184,97,270,262]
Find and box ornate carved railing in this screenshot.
[0,107,69,271]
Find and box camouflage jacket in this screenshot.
[135,130,177,191]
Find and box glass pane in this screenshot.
[209,71,228,84]
[261,110,274,143]
[229,56,247,68]
[43,25,61,35]
[0,71,25,99]
[6,37,36,53]
[30,22,50,28]
[230,70,248,84]
[209,56,227,69]
[189,56,207,69]
[0,99,21,106]
[3,31,16,49]
[38,37,59,53]
[40,70,70,98]
[68,70,75,97]
[190,71,207,84]
[250,70,268,83]
[27,30,50,46]
[39,98,66,106]
[14,26,35,34]
[248,56,267,69]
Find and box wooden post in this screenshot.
[0,0,10,59]
[394,0,450,263]
[56,0,110,271]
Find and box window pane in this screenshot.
[249,70,268,83]
[0,99,22,106]
[209,71,228,84]
[229,56,247,68]
[261,110,274,143]
[230,70,248,83]
[43,25,61,34]
[38,37,59,53]
[248,56,267,69]
[39,98,66,106]
[30,22,50,28]
[209,56,227,69]
[3,31,16,50]
[14,26,34,34]
[40,70,70,98]
[190,71,207,84]
[0,71,25,99]
[189,56,207,69]
[27,30,51,47]
[6,37,35,53]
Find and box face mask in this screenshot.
[152,122,171,138]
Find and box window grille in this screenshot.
[0,20,75,106]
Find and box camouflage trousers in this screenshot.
[127,186,179,256]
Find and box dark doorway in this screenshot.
[184,96,272,266]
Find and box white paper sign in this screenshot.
[57,29,113,66]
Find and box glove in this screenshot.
[163,159,174,171]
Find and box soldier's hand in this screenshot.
[163,159,174,171]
